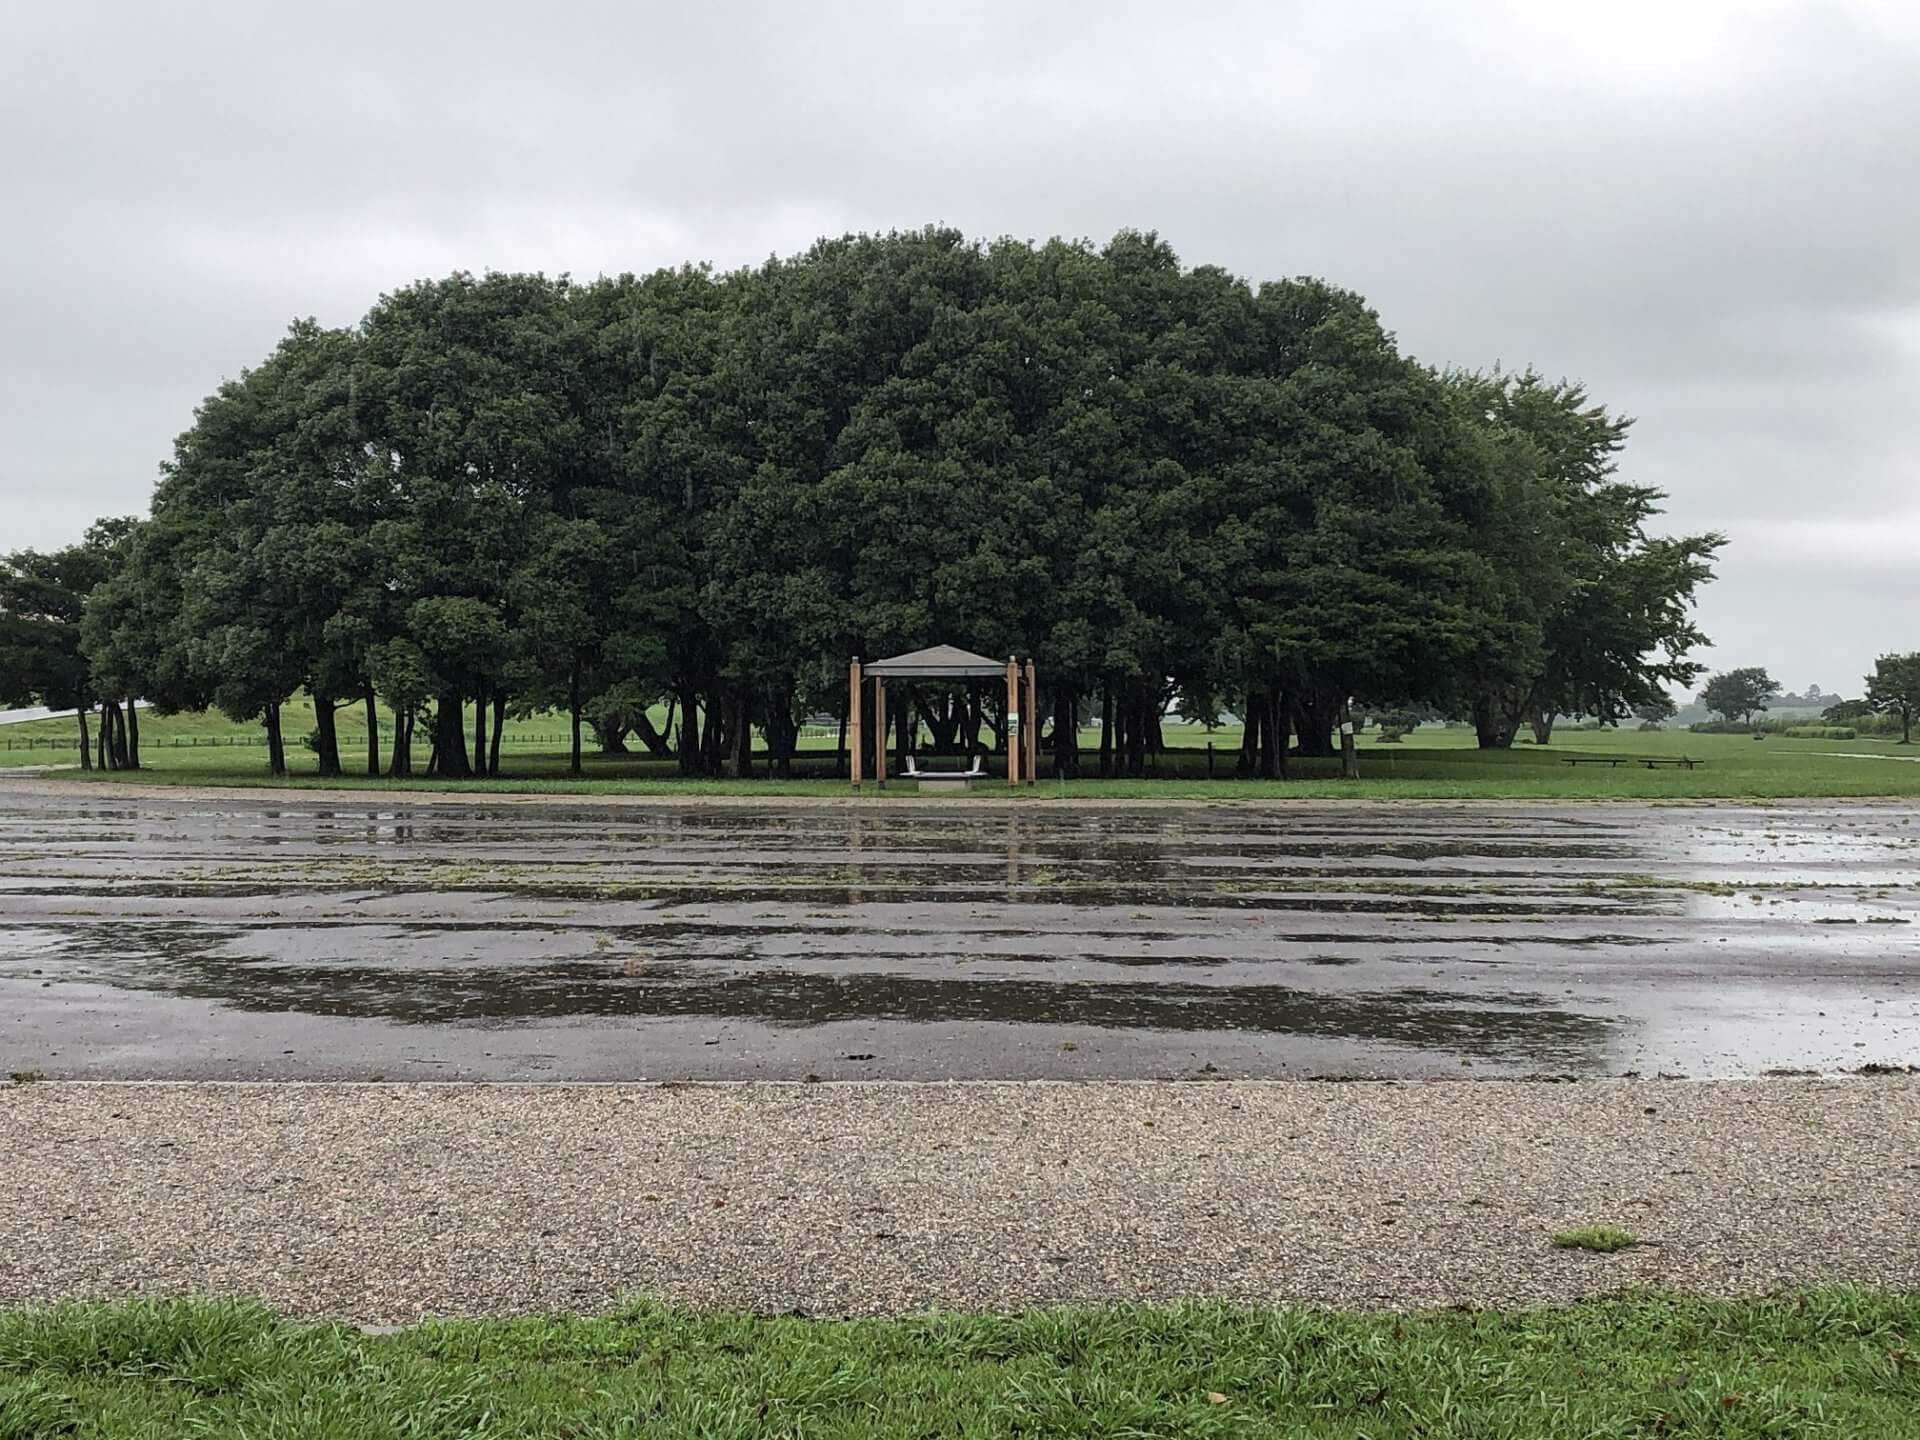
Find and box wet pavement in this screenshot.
[2,785,1917,1080]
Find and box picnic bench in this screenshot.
[904,753,987,793]
[1561,756,1702,770]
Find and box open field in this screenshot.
[7,706,1920,797]
[3,1291,1917,1440]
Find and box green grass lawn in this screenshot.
[1,1292,1915,1438]
[6,703,1917,798]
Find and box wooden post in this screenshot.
[1006,657,1020,788]
[848,659,863,789]
[875,677,888,788]
[1023,660,1038,785]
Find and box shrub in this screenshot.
[1637,720,1663,731]
[1552,1223,1641,1253]
[1785,726,1857,740]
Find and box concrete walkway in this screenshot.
[3,1078,1915,1323]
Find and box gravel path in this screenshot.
[4,1079,1917,1323]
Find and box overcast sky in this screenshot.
[4,1,1915,696]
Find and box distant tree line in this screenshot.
[1685,659,1919,743]
[2,228,1728,779]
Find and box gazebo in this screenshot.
[849,645,1038,789]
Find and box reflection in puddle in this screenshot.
[2,795,1917,1079]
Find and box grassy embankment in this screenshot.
[1,1292,1915,1438]
[4,699,1917,798]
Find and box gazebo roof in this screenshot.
[864,644,1008,678]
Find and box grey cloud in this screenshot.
[3,0,1915,689]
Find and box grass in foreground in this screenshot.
[2,1292,1917,1438]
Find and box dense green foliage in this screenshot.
[7,229,1729,781]
[2,1292,1916,1438]
[1700,667,1781,725]
[1865,653,1920,745]
[0,520,140,771]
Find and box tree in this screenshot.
[1822,697,1875,725]
[1632,695,1677,724]
[2,523,133,769]
[1700,667,1780,725]
[513,515,615,776]
[47,227,1733,790]
[1447,371,1722,747]
[1865,653,1920,744]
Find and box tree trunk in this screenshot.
[893,693,912,772]
[264,702,286,776]
[676,686,701,774]
[569,663,583,777]
[490,694,505,776]
[702,692,728,775]
[1529,710,1556,745]
[473,691,489,778]
[835,703,848,779]
[1273,690,1291,779]
[434,692,469,777]
[922,691,960,753]
[75,706,92,771]
[1291,687,1338,757]
[1098,687,1114,778]
[124,699,140,769]
[1256,691,1279,779]
[734,689,756,779]
[96,704,108,770]
[632,704,674,758]
[365,686,380,776]
[99,700,122,770]
[1113,691,1136,779]
[1340,696,1360,780]
[313,694,342,778]
[389,705,413,778]
[1052,689,1079,778]
[772,688,795,778]
[1471,695,1516,750]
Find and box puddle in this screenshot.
[2,791,1917,1079]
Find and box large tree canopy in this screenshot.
[70,228,1723,777]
